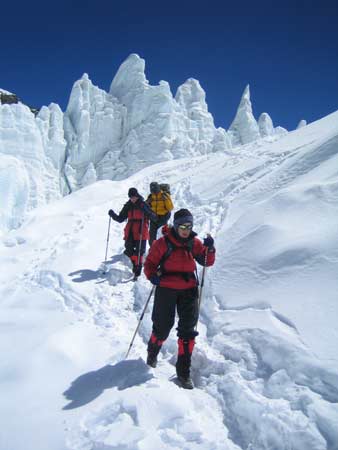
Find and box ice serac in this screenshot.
[274,125,288,136]
[176,78,215,141]
[109,55,232,173]
[212,127,232,152]
[110,54,183,165]
[228,85,260,146]
[297,119,307,129]
[176,78,231,152]
[36,103,68,197]
[0,155,29,233]
[37,103,66,170]
[258,112,274,137]
[62,55,232,186]
[0,103,64,232]
[109,53,147,109]
[64,73,124,189]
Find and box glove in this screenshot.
[203,235,214,249]
[108,209,115,218]
[150,274,161,286]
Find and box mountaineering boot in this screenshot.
[146,353,157,367]
[177,375,194,390]
[134,264,142,277]
[131,264,142,281]
[131,254,143,279]
[176,338,195,389]
[146,333,164,368]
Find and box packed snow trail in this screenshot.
[1,111,338,450]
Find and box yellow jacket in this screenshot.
[147,191,174,216]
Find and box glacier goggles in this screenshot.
[177,223,193,231]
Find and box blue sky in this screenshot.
[1,0,337,130]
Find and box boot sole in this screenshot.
[146,359,157,368]
[175,376,194,389]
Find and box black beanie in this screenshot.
[173,208,193,230]
[128,187,139,198]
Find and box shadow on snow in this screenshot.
[63,358,153,410]
[68,253,130,284]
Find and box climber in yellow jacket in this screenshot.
[147,182,174,245]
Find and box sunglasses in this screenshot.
[178,224,193,231]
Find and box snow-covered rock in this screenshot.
[0,88,14,95]
[0,89,19,105]
[228,85,261,146]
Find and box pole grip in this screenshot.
[195,246,209,331]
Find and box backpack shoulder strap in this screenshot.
[158,236,194,273]
[187,238,194,254]
[146,194,152,205]
[158,236,175,274]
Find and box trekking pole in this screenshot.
[125,285,155,359]
[195,247,209,331]
[136,213,145,267]
[103,216,112,272]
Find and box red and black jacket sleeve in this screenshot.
[111,202,129,223]
[144,238,166,279]
[192,238,216,267]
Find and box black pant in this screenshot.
[149,212,171,246]
[151,286,199,341]
[124,236,146,259]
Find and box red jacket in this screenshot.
[124,207,149,240]
[111,198,152,240]
[144,227,215,289]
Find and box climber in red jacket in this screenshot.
[144,208,215,389]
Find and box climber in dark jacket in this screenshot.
[108,187,157,278]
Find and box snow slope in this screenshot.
[1,110,338,450]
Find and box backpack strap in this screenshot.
[158,236,174,275]
[146,194,152,205]
[157,236,198,284]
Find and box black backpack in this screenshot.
[159,183,171,195]
[146,183,171,206]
